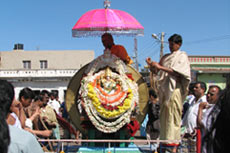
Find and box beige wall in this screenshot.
[0,49,94,70]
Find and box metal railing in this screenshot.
[38,139,189,153]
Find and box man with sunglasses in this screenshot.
[197,85,221,153]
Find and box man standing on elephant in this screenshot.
[146,34,191,153]
[101,33,133,64]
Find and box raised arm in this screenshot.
[197,102,208,129]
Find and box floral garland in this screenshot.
[79,50,139,133]
[88,83,133,119]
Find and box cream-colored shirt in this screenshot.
[157,50,191,142]
[157,50,191,104]
[40,105,58,125]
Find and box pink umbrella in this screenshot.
[72,2,144,37]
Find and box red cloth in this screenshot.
[55,113,76,135]
[161,143,180,147]
[126,120,140,137]
[196,129,201,153]
[126,73,134,81]
[111,45,133,64]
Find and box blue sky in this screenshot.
[0,0,229,68]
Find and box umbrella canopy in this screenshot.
[72,8,144,37]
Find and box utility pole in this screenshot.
[152,32,165,59]
[160,32,164,58]
[134,37,139,71]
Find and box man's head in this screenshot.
[19,87,35,107]
[193,81,206,99]
[49,92,55,101]
[53,92,59,101]
[101,33,114,49]
[168,34,182,52]
[34,95,44,107]
[188,82,195,95]
[40,90,50,105]
[207,85,221,104]
[0,79,14,153]
[0,79,15,118]
[149,88,158,102]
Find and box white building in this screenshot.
[0,44,94,102]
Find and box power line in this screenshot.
[185,35,230,45]
[138,41,159,59]
[139,42,159,56]
[139,42,160,61]
[137,41,160,69]
[139,39,157,52]
[134,40,157,60]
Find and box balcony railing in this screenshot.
[0,69,78,78]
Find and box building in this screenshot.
[189,55,230,89]
[0,45,94,101]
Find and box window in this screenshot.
[40,60,48,69]
[23,60,31,69]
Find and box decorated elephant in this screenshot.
[65,50,149,138]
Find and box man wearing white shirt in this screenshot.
[182,81,207,153]
[48,92,61,114]
[197,85,221,153]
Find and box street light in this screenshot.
[151,32,165,58]
[151,33,158,40]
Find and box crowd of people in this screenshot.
[146,82,229,153]
[0,33,229,153]
[0,80,78,153]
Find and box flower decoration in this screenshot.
[79,50,139,133]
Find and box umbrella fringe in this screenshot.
[72,29,144,37]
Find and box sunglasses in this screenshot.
[207,92,215,96]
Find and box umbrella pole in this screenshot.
[134,37,139,71]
